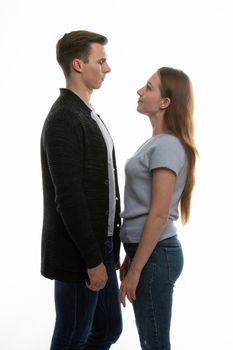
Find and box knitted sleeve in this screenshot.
[43,113,103,268]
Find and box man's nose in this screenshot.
[104,62,111,73]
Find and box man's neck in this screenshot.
[66,81,92,105]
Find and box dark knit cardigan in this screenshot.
[40,89,121,282]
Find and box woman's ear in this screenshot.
[72,58,83,73]
[160,97,171,109]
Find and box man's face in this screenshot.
[81,43,111,90]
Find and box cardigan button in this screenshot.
[105,210,109,216]
[104,179,109,185]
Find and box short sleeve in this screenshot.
[147,135,186,175]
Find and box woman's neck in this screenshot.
[149,115,166,136]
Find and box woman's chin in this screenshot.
[137,105,143,113]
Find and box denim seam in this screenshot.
[148,263,161,349]
[101,241,114,346]
[66,284,78,349]
[164,248,172,283]
[99,290,110,345]
[164,247,183,283]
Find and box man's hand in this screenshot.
[86,262,108,292]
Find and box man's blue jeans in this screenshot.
[124,235,183,350]
[50,238,122,350]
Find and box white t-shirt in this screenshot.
[120,134,187,243]
[89,106,116,237]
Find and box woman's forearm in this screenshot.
[130,214,167,273]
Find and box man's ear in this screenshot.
[72,58,83,73]
[160,97,171,110]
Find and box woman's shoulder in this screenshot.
[147,134,187,171]
[156,133,180,143]
[152,134,183,150]
[149,134,186,163]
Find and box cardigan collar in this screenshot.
[59,88,92,114]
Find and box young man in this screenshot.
[40,30,122,349]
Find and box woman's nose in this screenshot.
[137,87,143,96]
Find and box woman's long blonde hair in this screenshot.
[158,67,198,224]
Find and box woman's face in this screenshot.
[137,72,163,116]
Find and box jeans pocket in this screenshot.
[165,246,184,283]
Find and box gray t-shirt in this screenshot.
[120,134,187,243]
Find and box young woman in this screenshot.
[119,67,198,350]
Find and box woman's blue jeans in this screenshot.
[50,238,122,350]
[124,235,183,350]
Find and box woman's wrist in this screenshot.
[130,263,142,274]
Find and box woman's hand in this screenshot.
[119,255,129,281]
[115,259,121,270]
[119,266,141,307]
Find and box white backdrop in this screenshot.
[1,0,233,349]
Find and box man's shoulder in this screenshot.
[51,93,90,117]
[43,94,92,129]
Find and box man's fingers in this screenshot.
[87,262,108,290]
[85,281,101,292]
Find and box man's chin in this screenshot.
[94,82,103,89]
